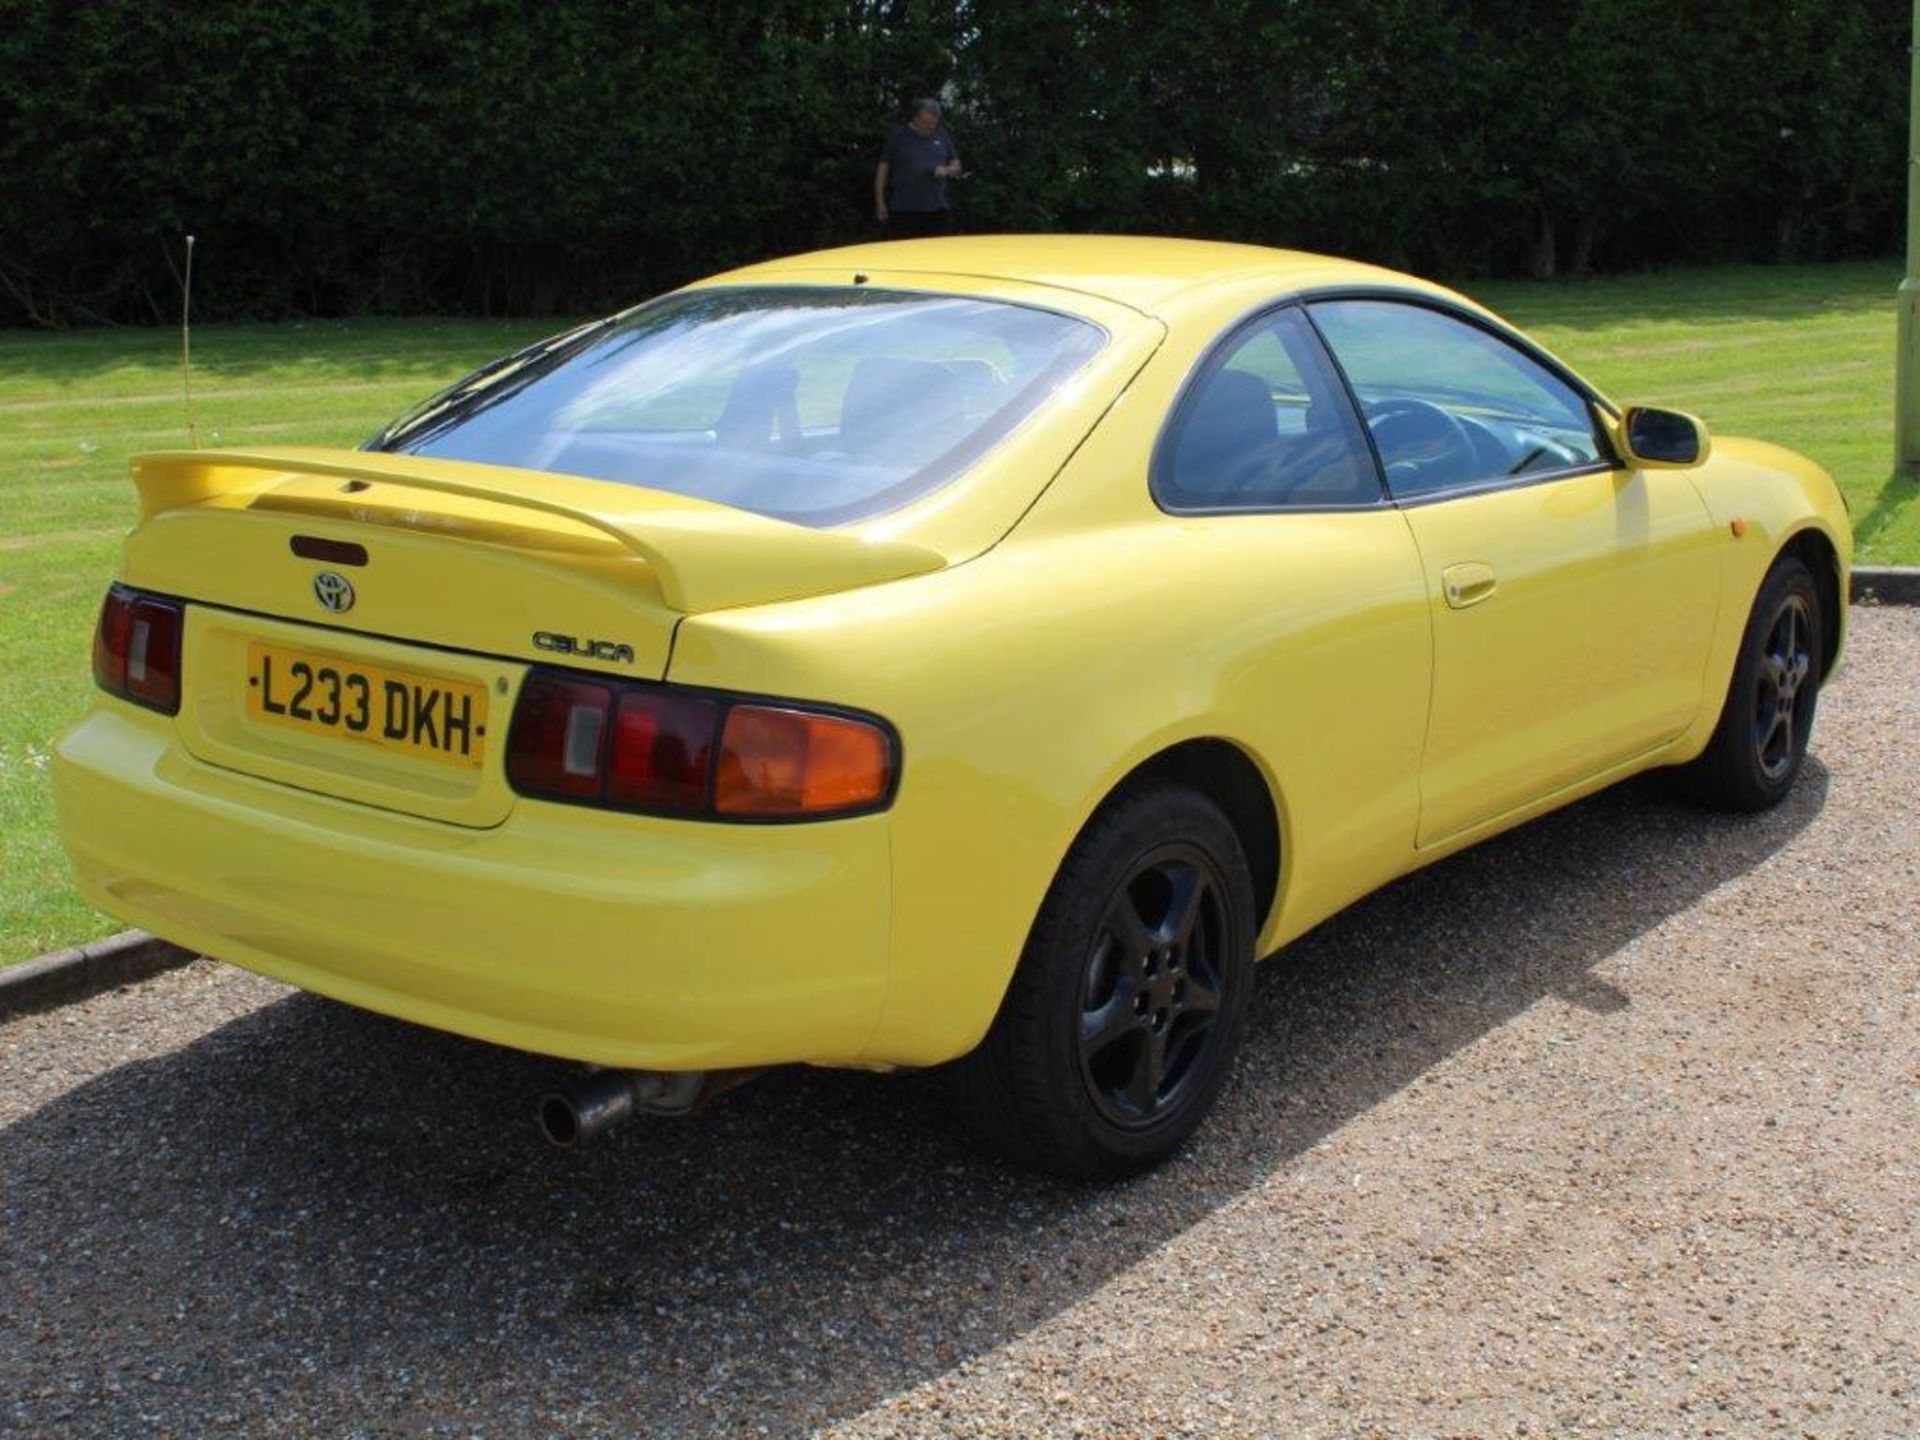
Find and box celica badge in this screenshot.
[313,571,356,613]
[533,631,635,664]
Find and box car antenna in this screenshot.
[179,234,199,448]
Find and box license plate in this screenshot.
[246,641,488,768]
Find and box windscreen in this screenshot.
[371,287,1108,527]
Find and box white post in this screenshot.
[1896,0,1920,479]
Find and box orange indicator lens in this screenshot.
[715,705,893,817]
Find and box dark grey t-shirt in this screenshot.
[881,125,959,213]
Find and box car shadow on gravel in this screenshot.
[0,763,1828,1437]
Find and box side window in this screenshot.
[1309,300,1608,501]
[1155,306,1381,511]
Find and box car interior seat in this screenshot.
[1169,367,1277,500]
[837,357,971,466]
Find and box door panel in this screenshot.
[1403,467,1719,844]
[1306,296,1721,847]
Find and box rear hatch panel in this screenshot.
[125,498,669,828]
[117,448,949,828]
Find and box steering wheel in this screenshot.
[1365,398,1478,490]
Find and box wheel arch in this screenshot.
[1780,525,1844,675]
[1097,737,1285,943]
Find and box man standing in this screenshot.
[875,98,962,238]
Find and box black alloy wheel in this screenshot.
[1752,591,1815,784]
[1673,552,1824,812]
[946,781,1256,1179]
[1077,845,1231,1128]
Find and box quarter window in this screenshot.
[1309,300,1607,501]
[1155,306,1380,511]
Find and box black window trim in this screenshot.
[1149,299,1392,517]
[1298,286,1626,508]
[1150,284,1626,520]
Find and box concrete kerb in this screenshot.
[2,567,1915,1020]
[0,931,194,1019]
[1852,566,1920,605]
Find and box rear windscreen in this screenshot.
[371,287,1108,527]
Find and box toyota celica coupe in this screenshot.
[55,237,1850,1177]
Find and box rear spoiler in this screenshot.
[129,447,945,614]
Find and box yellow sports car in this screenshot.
[54,237,1850,1177]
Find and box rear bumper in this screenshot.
[53,702,892,1070]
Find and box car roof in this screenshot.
[708,234,1460,320]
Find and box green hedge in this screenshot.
[0,0,1905,325]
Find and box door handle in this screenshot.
[1442,561,1497,609]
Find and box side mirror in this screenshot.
[1618,405,1710,468]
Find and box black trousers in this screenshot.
[888,209,954,239]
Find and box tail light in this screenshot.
[505,668,894,821]
[92,586,184,715]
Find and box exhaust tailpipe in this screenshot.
[537,1068,758,1148]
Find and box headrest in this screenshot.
[1171,368,1275,496]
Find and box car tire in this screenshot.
[946,780,1256,1179]
[1671,553,1824,813]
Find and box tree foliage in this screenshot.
[0,0,1904,324]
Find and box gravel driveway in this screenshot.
[3,607,1915,1439]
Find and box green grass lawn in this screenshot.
[0,261,1910,964]
[1474,261,1909,560]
